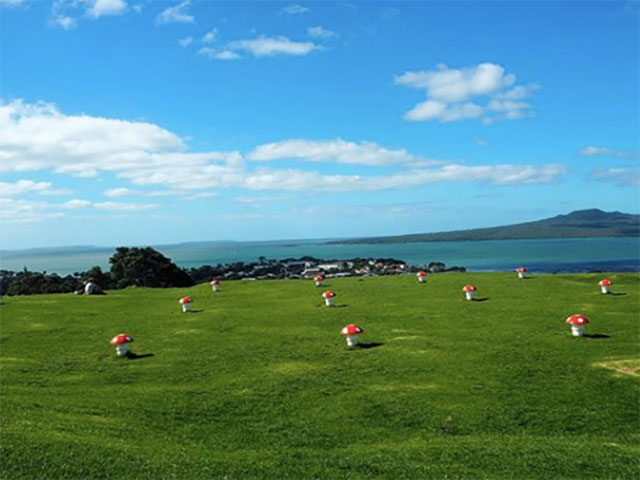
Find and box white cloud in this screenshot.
[249,139,418,166]
[202,28,217,44]
[0,180,69,196]
[0,0,30,6]
[307,26,337,39]
[179,36,194,47]
[132,3,142,12]
[54,15,77,29]
[63,199,156,210]
[0,199,64,223]
[395,63,537,123]
[155,0,194,26]
[280,4,309,15]
[198,47,240,60]
[580,146,637,159]
[591,167,640,186]
[86,0,127,18]
[1,99,566,197]
[228,35,320,57]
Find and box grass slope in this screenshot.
[1,273,639,479]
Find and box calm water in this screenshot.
[1,237,638,275]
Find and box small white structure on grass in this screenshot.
[340,324,364,347]
[515,267,527,279]
[179,296,193,312]
[314,274,324,287]
[417,271,427,283]
[110,334,134,356]
[566,314,589,336]
[598,279,612,294]
[210,279,220,292]
[462,284,476,301]
[322,290,336,307]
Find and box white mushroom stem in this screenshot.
[346,335,359,347]
[315,281,321,287]
[601,286,609,294]
[325,297,334,307]
[212,285,219,292]
[518,272,525,279]
[182,303,191,312]
[115,344,130,356]
[570,325,584,337]
[418,277,425,283]
[465,291,475,301]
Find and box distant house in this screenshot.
[301,267,323,278]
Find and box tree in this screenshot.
[109,247,194,288]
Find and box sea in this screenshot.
[1,237,638,276]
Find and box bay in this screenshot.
[1,237,638,275]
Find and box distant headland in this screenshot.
[328,209,640,245]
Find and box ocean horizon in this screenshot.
[1,236,638,276]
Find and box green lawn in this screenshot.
[1,272,639,479]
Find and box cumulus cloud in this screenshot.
[280,4,309,15]
[395,63,538,123]
[178,36,194,47]
[202,28,217,44]
[0,98,566,198]
[155,0,194,25]
[0,180,71,196]
[307,26,338,39]
[228,35,320,57]
[591,167,640,186]
[249,139,418,166]
[198,47,240,60]
[580,146,637,159]
[63,199,156,210]
[0,198,64,223]
[86,0,127,18]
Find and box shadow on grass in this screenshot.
[520,277,536,280]
[316,304,348,308]
[353,342,384,350]
[185,309,204,313]
[582,334,611,339]
[607,292,627,296]
[125,352,155,360]
[472,298,490,302]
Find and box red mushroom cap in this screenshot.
[515,267,527,272]
[417,271,427,277]
[322,290,336,298]
[110,334,134,345]
[340,324,364,336]
[315,275,324,281]
[462,285,476,292]
[566,314,589,326]
[179,296,193,304]
[599,279,612,286]
[210,279,219,285]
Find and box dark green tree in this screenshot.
[109,247,194,289]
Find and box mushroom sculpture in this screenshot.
[515,267,527,279]
[179,296,193,312]
[110,334,134,356]
[322,290,336,307]
[598,278,612,294]
[566,314,589,337]
[210,279,220,292]
[417,271,427,283]
[462,284,477,301]
[314,274,324,287]
[340,324,364,347]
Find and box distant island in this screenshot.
[328,209,640,245]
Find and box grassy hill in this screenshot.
[330,209,640,244]
[1,273,639,479]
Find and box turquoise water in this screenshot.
[1,237,638,275]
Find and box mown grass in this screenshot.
[1,272,639,479]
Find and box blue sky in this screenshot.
[1,0,638,249]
